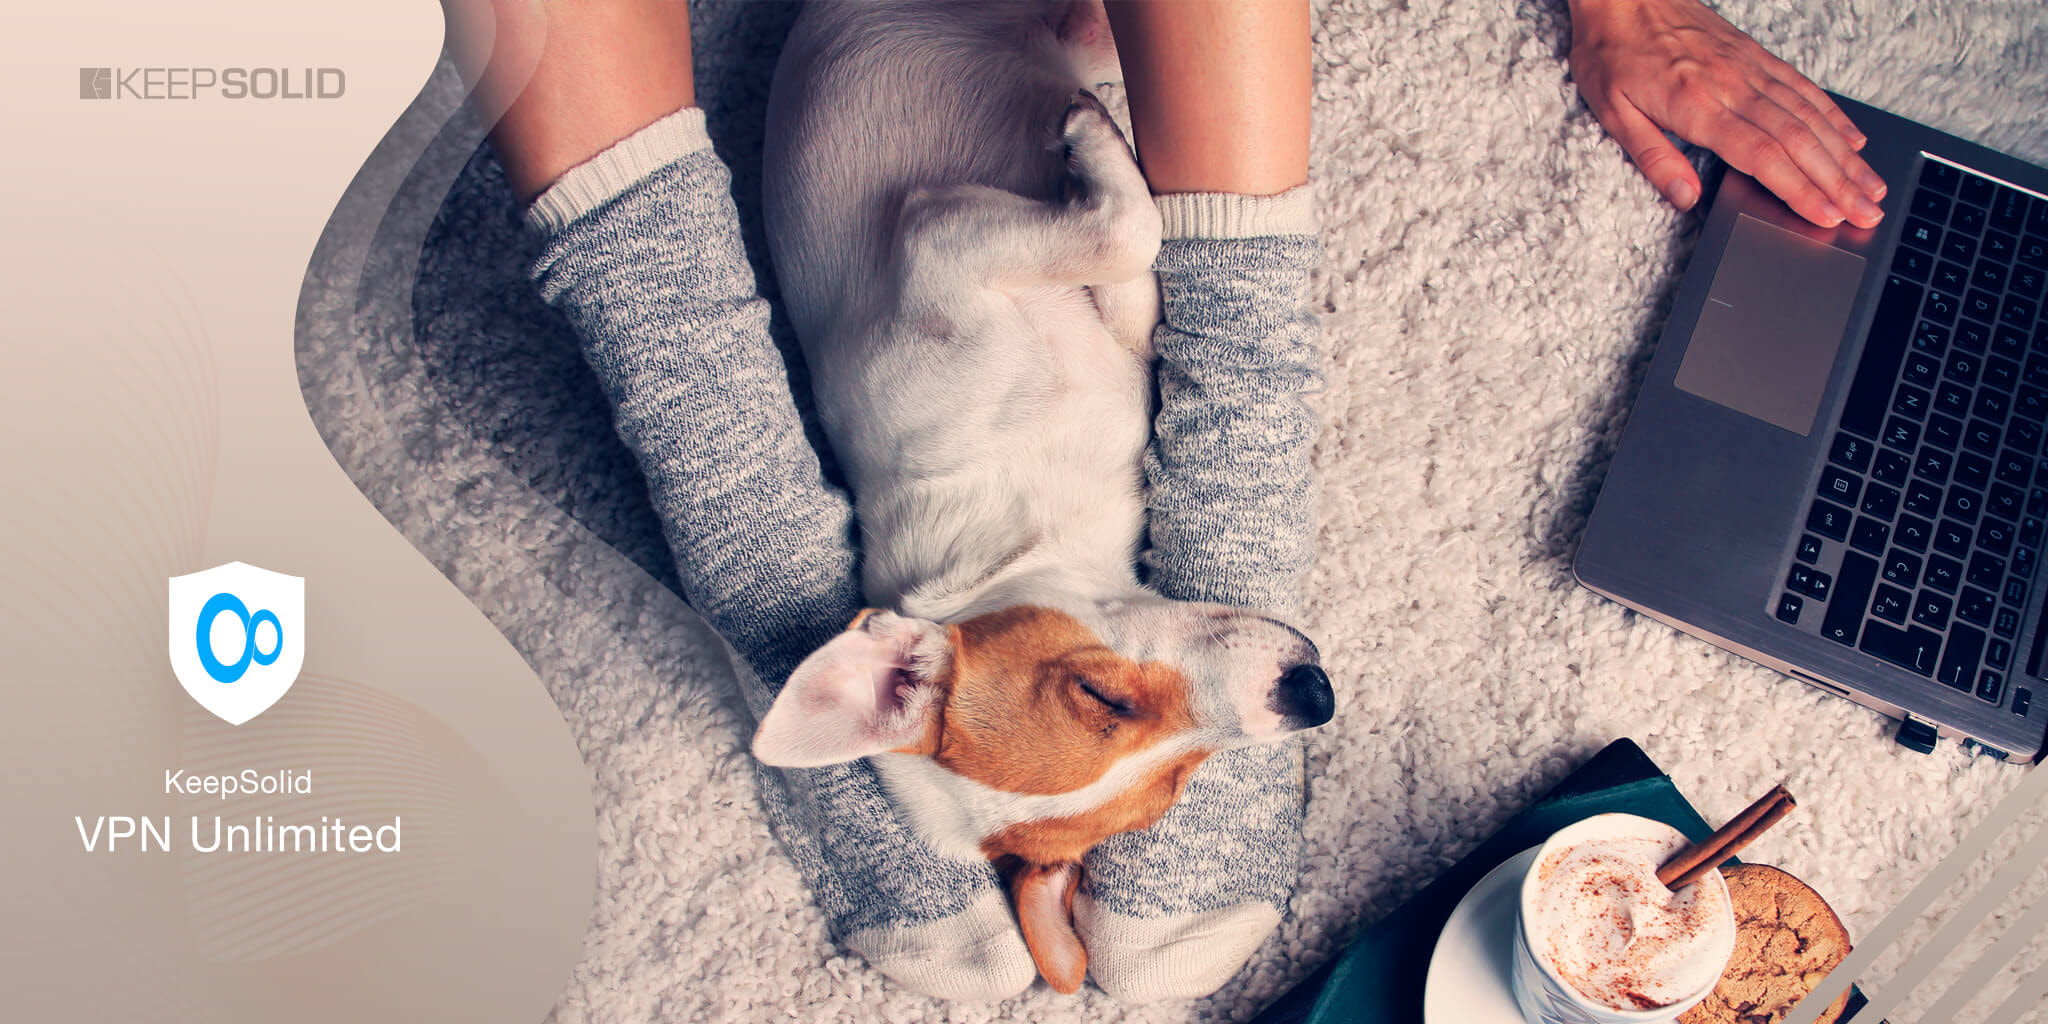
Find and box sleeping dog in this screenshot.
[753,0,1334,993]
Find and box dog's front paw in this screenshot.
[1060,90,1129,167]
[1059,91,1159,281]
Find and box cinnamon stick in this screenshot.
[1659,784,1796,891]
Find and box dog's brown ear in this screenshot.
[752,611,951,767]
[1009,860,1086,994]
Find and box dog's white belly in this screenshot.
[844,289,1154,619]
[872,734,1202,862]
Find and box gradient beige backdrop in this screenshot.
[0,2,595,1020]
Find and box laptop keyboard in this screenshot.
[1778,158,2048,714]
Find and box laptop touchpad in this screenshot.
[1674,214,1868,436]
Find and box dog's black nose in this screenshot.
[1275,663,1335,729]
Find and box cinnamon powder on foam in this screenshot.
[1532,835,1729,1011]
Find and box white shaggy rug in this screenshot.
[297,1,2048,1020]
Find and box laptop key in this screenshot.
[1819,465,1862,505]
[1996,606,2022,638]
[1872,584,1912,624]
[1797,533,1825,563]
[1901,352,1941,388]
[2003,295,2038,329]
[1975,389,2013,422]
[1987,638,2013,671]
[2014,552,2037,584]
[1988,483,2025,521]
[1947,351,1982,385]
[2020,516,2044,548]
[1985,353,2020,391]
[1912,190,1953,221]
[1902,217,1944,251]
[1960,175,1995,207]
[1905,480,1945,517]
[1936,621,1983,685]
[1896,514,1933,552]
[1860,618,1941,675]
[1926,554,1964,591]
[1884,415,1923,450]
[1998,451,2034,484]
[1984,231,2018,264]
[1874,449,1912,487]
[1820,552,1877,645]
[1954,204,1988,235]
[1957,319,1995,355]
[2009,419,2042,454]
[1894,246,1934,282]
[1979,670,2005,703]
[1851,517,1891,553]
[1979,518,2015,555]
[1996,326,2031,360]
[1977,263,2010,293]
[1776,593,1803,624]
[1968,552,2007,588]
[1831,433,1874,472]
[1934,521,1973,556]
[1959,586,1997,626]
[2015,266,2045,300]
[1883,550,1923,588]
[1917,590,1955,630]
[1895,385,1931,420]
[1936,382,1972,419]
[1965,290,2000,323]
[1860,483,1901,521]
[1946,485,1984,523]
[1915,447,1952,483]
[1925,414,1963,449]
[1808,499,1853,541]
[1936,261,1970,291]
[2020,235,2047,270]
[1964,419,2001,455]
[1921,160,1962,195]
[2017,386,2048,421]
[1955,452,1993,490]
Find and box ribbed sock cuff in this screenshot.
[525,107,714,236]
[1156,184,1317,240]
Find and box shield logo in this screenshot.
[168,562,305,725]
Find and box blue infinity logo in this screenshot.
[195,591,283,684]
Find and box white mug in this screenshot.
[1509,814,1736,1024]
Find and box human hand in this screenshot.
[1567,0,1886,228]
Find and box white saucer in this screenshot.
[1423,845,1542,1024]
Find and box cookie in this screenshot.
[1677,864,1853,1024]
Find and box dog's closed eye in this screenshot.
[1074,676,1135,716]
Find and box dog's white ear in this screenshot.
[752,610,953,768]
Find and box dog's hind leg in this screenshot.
[894,93,1161,300]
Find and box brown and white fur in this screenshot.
[753,0,1334,994]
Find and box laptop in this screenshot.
[1577,94,2048,763]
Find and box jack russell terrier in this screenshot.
[752,0,1334,994]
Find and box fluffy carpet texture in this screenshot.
[297,1,2048,1020]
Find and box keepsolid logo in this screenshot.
[78,66,345,100]
[168,562,305,725]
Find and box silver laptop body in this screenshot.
[1578,95,2048,762]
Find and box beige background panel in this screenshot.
[0,2,595,1021]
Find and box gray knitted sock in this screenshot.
[526,109,1034,1000]
[1075,188,1326,1003]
